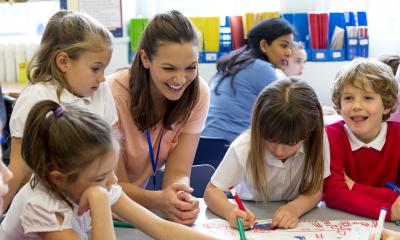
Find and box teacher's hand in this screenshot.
[158,183,200,225]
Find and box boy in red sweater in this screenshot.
[324,58,400,221]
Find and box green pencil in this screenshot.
[236,217,246,240]
[113,221,134,228]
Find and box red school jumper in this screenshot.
[324,121,400,221]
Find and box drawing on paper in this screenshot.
[194,219,376,240]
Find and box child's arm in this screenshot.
[112,191,217,240]
[324,143,394,221]
[40,186,115,240]
[272,186,322,229]
[344,173,398,202]
[79,186,115,240]
[2,137,31,209]
[204,182,256,229]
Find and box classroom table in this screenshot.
[114,199,398,239]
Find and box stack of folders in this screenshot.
[129,18,149,52]
[190,17,220,63]
[330,26,344,49]
[243,11,280,38]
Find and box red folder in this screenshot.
[319,13,329,49]
[229,16,245,50]
[308,13,320,49]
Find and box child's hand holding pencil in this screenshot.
[226,206,256,229]
[227,186,256,229]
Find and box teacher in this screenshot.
[107,10,209,225]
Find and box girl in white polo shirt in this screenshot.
[204,78,330,230]
[3,10,117,210]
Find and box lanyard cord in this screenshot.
[146,128,163,190]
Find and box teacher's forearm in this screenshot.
[162,171,190,188]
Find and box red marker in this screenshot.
[229,186,246,211]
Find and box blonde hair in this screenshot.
[332,58,398,121]
[27,10,113,99]
[247,77,324,200]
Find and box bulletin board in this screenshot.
[59,0,123,37]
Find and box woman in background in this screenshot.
[202,18,294,143]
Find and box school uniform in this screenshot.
[10,81,118,138]
[324,121,400,221]
[211,131,330,201]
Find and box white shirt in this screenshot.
[211,131,330,201]
[344,122,387,151]
[0,182,122,240]
[10,81,117,138]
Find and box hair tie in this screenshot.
[54,106,65,118]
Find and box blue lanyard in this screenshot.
[146,128,163,189]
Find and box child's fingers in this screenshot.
[281,217,298,229]
[276,215,290,228]
[242,218,254,229]
[274,213,298,229]
[271,210,283,227]
[228,208,247,229]
[246,209,256,225]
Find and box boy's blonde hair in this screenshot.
[27,10,113,99]
[332,58,398,121]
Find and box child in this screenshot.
[107,10,209,225]
[0,155,12,215]
[324,58,400,221]
[377,54,400,122]
[204,78,330,229]
[282,41,307,77]
[0,100,216,240]
[4,10,117,210]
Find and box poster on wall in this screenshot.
[59,0,123,37]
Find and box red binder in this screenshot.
[229,16,245,50]
[308,13,320,49]
[319,13,329,49]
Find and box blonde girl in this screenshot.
[4,10,117,210]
